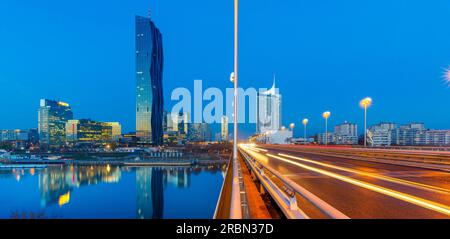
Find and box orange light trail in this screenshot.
[278,153,450,195]
[266,153,450,216]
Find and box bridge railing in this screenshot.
[240,148,349,219]
[214,154,249,219]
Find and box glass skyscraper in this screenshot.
[256,80,282,134]
[135,15,164,146]
[38,99,73,148]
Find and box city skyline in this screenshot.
[0,0,450,138]
[1,0,450,224]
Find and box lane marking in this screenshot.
[278,153,450,195]
[266,153,450,217]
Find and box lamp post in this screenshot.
[322,111,331,146]
[302,118,309,144]
[359,97,372,147]
[232,0,239,161]
[289,123,295,144]
[230,0,241,219]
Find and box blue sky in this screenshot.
[0,0,449,138]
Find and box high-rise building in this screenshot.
[334,121,358,145]
[135,15,164,146]
[38,99,73,147]
[221,116,229,142]
[257,80,282,134]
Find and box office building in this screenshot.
[334,121,358,145]
[422,130,450,146]
[317,133,335,145]
[135,15,164,146]
[38,99,73,148]
[256,80,282,134]
[391,123,450,146]
[165,112,189,144]
[221,116,229,142]
[65,119,116,144]
[391,123,425,146]
[254,127,293,144]
[188,123,212,142]
[104,122,122,141]
[0,129,38,149]
[368,122,396,147]
[367,122,450,147]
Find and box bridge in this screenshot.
[214,144,450,219]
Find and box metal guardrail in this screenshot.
[227,155,250,219]
[352,145,450,152]
[213,156,233,219]
[240,148,349,219]
[289,147,450,165]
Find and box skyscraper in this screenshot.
[135,15,164,146]
[38,99,73,148]
[256,80,282,134]
[221,116,229,142]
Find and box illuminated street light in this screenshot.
[322,111,331,146]
[289,123,295,144]
[359,97,372,147]
[230,72,235,83]
[302,118,309,143]
[290,123,295,131]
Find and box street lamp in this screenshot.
[302,118,309,143]
[289,123,295,144]
[322,111,331,146]
[230,0,241,220]
[359,97,372,147]
[232,0,239,161]
[230,72,235,83]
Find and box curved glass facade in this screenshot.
[135,16,164,146]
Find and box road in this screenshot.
[240,144,450,219]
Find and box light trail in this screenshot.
[266,153,450,217]
[278,153,450,195]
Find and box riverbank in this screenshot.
[0,156,229,168]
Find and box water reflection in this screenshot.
[137,168,161,219]
[38,165,121,207]
[0,163,226,219]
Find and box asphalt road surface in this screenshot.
[240,144,450,219]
